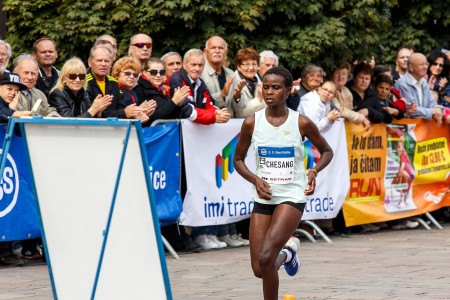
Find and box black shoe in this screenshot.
[0,255,25,266]
[178,236,203,253]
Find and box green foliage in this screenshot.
[3,0,448,76]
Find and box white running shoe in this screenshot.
[234,234,250,246]
[194,235,218,250]
[208,235,227,248]
[219,235,243,247]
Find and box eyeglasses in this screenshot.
[320,87,335,95]
[432,62,444,67]
[67,74,86,80]
[148,69,166,76]
[122,71,139,78]
[241,63,258,69]
[131,42,152,49]
[0,52,8,57]
[167,61,182,66]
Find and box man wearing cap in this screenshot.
[128,33,152,71]
[13,54,60,117]
[0,72,32,118]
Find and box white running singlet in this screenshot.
[251,108,307,205]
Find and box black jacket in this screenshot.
[134,77,185,123]
[350,87,385,123]
[86,73,126,118]
[48,85,92,118]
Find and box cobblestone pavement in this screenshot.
[1,224,450,300]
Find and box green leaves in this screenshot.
[3,0,449,76]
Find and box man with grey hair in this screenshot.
[96,34,118,61]
[0,40,12,76]
[258,50,278,78]
[202,36,235,111]
[394,52,443,122]
[161,51,182,79]
[13,54,60,117]
[169,48,231,125]
[128,33,152,70]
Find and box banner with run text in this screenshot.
[180,118,350,226]
[343,119,450,226]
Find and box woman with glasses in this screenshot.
[112,56,156,124]
[48,57,112,117]
[231,48,265,118]
[287,64,325,111]
[133,57,190,123]
[426,50,449,101]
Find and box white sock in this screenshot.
[280,248,292,263]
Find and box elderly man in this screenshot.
[170,48,230,125]
[258,50,278,78]
[32,37,59,97]
[87,46,144,119]
[202,36,235,111]
[13,54,60,117]
[96,34,118,62]
[394,52,443,122]
[161,51,182,80]
[0,40,12,75]
[128,33,152,71]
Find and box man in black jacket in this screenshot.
[86,46,144,119]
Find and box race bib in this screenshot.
[258,146,295,184]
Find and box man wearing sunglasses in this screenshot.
[87,46,145,120]
[13,54,60,117]
[169,48,231,125]
[202,36,235,113]
[128,33,153,71]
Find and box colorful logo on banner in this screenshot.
[215,134,239,188]
[0,151,20,218]
[304,140,320,169]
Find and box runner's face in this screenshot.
[262,74,289,106]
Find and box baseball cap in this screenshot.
[0,72,28,90]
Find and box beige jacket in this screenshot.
[331,86,364,124]
[18,88,61,117]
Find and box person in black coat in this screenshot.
[134,58,192,124]
[349,62,385,124]
[48,57,112,118]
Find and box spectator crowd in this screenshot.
[0,34,449,266]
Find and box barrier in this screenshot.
[343,119,450,227]
[0,118,172,299]
[1,117,449,245]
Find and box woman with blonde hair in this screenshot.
[49,57,111,117]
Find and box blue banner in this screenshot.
[143,123,183,227]
[0,126,41,241]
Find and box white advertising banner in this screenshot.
[179,118,349,226]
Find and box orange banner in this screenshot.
[343,119,450,226]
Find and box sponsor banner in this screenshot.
[0,127,40,241]
[143,123,183,227]
[303,119,350,220]
[343,119,450,226]
[180,118,350,226]
[179,119,254,226]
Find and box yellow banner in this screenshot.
[343,119,450,226]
